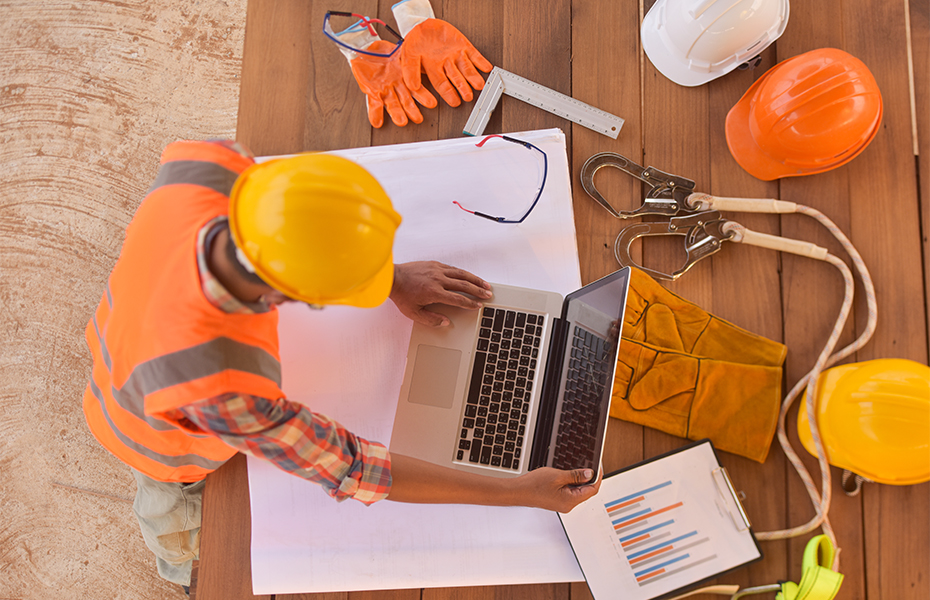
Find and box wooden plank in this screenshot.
[640,0,712,306]
[570,0,643,285]
[369,0,445,147]
[236,0,314,156]
[237,0,376,156]
[840,1,930,599]
[864,482,930,600]
[438,0,504,140]
[199,454,270,600]
[483,4,572,600]
[911,0,930,348]
[773,2,867,596]
[424,584,570,600]
[426,4,575,599]
[637,0,791,593]
[569,4,646,585]
[304,0,377,152]
[286,591,414,600]
[638,2,715,550]
[704,47,789,590]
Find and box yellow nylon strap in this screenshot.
[776,536,844,600]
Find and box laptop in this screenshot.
[390,267,631,479]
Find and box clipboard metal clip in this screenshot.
[712,467,752,532]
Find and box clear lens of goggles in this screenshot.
[322,11,403,58]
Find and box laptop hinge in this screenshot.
[528,316,569,470]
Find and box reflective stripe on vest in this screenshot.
[90,302,281,432]
[147,159,240,197]
[83,140,282,483]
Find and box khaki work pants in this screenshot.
[131,468,204,586]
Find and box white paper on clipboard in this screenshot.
[247,129,587,595]
[558,440,762,600]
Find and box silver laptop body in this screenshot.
[391,267,631,479]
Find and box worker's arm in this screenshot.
[387,453,600,513]
[390,260,493,327]
[176,394,392,505]
[174,395,598,512]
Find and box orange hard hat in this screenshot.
[725,48,883,181]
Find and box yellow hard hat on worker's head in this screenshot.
[228,153,402,308]
[798,359,930,486]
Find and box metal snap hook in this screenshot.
[580,152,696,218]
[612,211,732,280]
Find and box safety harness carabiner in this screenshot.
[580,152,696,218]
[581,152,731,279]
[612,210,732,280]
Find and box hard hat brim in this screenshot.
[326,254,395,308]
[267,251,395,308]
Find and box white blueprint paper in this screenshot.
[247,129,586,594]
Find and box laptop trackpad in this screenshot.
[407,345,461,409]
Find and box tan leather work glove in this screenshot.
[610,268,787,463]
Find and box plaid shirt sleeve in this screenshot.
[175,394,392,505]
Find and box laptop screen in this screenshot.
[542,267,630,472]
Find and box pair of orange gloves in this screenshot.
[332,0,492,128]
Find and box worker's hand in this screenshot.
[390,261,492,327]
[511,467,601,513]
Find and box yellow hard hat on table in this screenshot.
[229,153,402,308]
[798,358,930,487]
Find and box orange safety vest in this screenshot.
[83,141,285,483]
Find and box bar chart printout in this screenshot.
[558,441,762,600]
[606,481,715,585]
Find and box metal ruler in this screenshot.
[463,67,624,139]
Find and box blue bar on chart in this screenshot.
[602,480,716,586]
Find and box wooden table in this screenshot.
[197,1,930,598]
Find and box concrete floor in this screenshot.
[0,2,246,598]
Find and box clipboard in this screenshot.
[558,440,762,600]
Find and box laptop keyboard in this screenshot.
[455,306,544,471]
[551,326,610,470]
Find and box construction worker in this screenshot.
[82,139,600,593]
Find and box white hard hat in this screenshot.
[642,0,790,87]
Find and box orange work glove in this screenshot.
[350,40,438,127]
[393,0,493,107]
[332,18,437,127]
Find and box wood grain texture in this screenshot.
[911,0,930,360]
[204,1,930,599]
[775,2,869,596]
[841,2,930,598]
[200,454,270,600]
